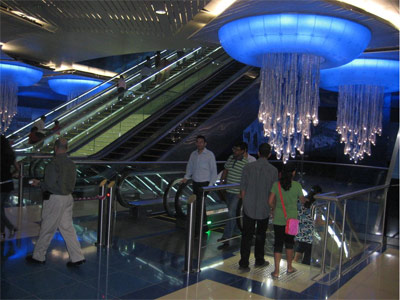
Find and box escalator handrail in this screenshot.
[73,47,226,157]
[158,75,260,161]
[89,50,230,160]
[9,49,174,147]
[127,64,253,161]
[14,47,218,155]
[163,177,185,217]
[174,180,193,219]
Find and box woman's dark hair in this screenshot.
[304,185,322,209]
[279,162,297,191]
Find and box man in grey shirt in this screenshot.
[239,143,278,271]
[26,138,85,267]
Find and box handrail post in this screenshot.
[105,181,115,248]
[96,179,108,246]
[196,190,206,272]
[184,195,196,273]
[321,201,331,274]
[338,199,347,279]
[18,162,24,207]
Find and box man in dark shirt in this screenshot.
[26,138,85,267]
[239,143,278,271]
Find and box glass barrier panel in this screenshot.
[295,161,388,197]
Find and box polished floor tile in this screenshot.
[35,282,109,299]
[6,268,77,295]
[329,248,399,300]
[1,279,34,299]
[82,270,156,297]
[1,205,398,300]
[213,253,318,293]
[158,279,271,300]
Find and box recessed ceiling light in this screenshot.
[155,9,166,15]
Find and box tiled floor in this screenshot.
[1,206,399,299]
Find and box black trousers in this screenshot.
[1,192,15,233]
[239,213,268,267]
[273,224,295,253]
[192,181,209,233]
[295,241,312,265]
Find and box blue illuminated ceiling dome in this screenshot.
[0,61,43,86]
[48,74,111,96]
[218,14,371,69]
[320,59,399,92]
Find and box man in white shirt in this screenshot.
[182,135,217,234]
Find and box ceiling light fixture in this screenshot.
[321,59,399,163]
[219,14,371,162]
[155,9,167,15]
[0,61,43,133]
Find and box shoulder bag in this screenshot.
[278,182,299,236]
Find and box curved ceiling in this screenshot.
[1,0,398,67]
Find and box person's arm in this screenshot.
[209,153,218,186]
[268,192,276,210]
[298,183,308,204]
[240,166,248,200]
[182,153,194,183]
[299,196,308,204]
[220,169,228,184]
[12,160,20,178]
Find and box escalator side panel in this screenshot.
[160,82,260,161]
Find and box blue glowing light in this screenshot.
[218,14,371,69]
[18,90,66,100]
[0,61,43,86]
[321,59,399,92]
[48,75,112,96]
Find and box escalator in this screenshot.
[137,73,255,161]
[9,50,174,148]
[11,48,217,154]
[99,61,257,161]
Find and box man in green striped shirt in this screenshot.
[218,142,249,249]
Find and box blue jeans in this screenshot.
[222,192,240,239]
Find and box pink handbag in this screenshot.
[278,183,299,236]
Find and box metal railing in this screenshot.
[312,183,390,283]
[184,183,240,273]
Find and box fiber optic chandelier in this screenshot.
[321,59,399,163]
[0,61,43,133]
[219,14,371,161]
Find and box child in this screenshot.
[294,185,322,265]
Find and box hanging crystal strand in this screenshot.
[336,83,385,162]
[0,82,18,134]
[258,53,321,162]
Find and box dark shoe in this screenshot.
[238,265,250,272]
[217,242,229,250]
[255,260,269,267]
[26,255,45,264]
[67,259,86,267]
